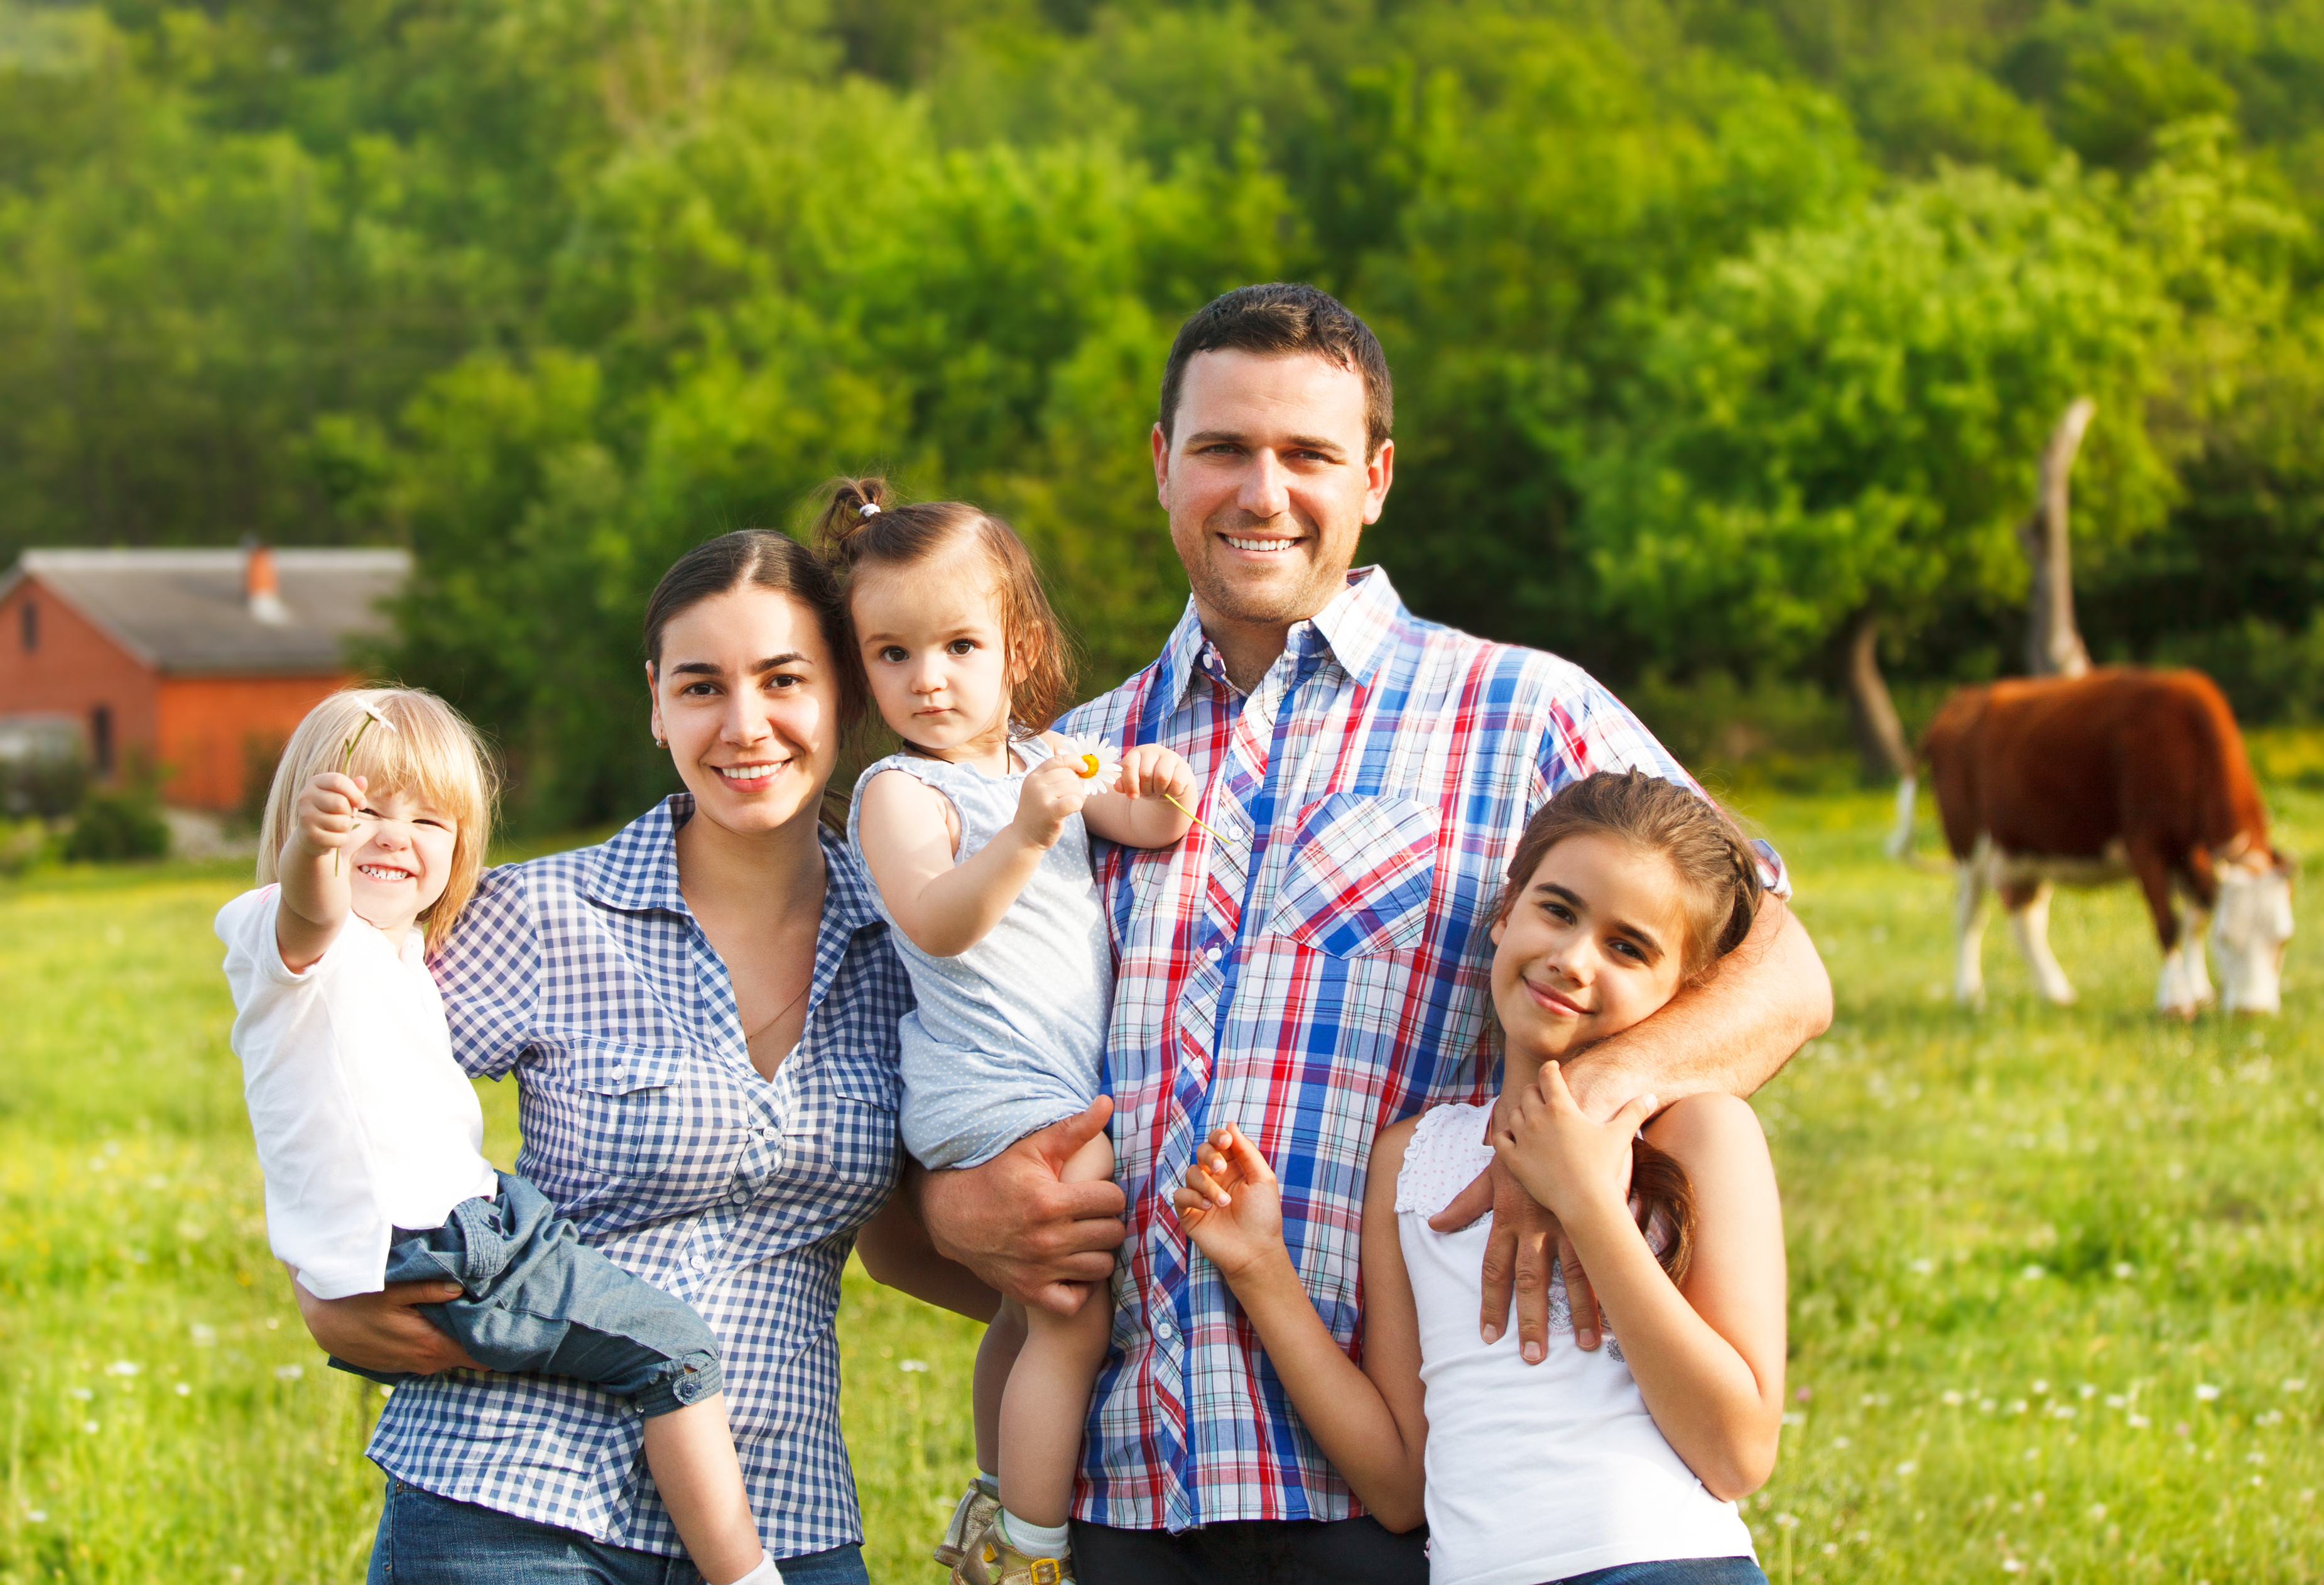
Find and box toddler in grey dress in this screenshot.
[821,477,1198,1585]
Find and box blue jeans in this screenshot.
[1557,1560,1768,1585]
[367,1481,869,1584]
[337,1172,721,1417]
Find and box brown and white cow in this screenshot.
[1891,668,2294,1016]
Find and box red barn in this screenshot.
[0,546,410,812]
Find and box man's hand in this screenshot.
[289,1272,482,1375]
[1430,1153,1605,1361]
[916,1098,1127,1317]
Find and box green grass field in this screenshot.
[1,784,2318,1582]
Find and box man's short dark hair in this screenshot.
[1158,283,1393,458]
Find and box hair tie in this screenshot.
[857,502,881,519]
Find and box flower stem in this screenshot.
[1164,792,1226,844]
[330,714,381,876]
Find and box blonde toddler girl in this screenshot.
[215,688,779,1585]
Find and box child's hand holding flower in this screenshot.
[1491,1061,1659,1233]
[1171,1125,1291,1283]
[1014,752,1098,851]
[293,771,370,868]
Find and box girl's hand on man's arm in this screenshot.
[1435,894,1828,1358]
[1493,1063,1659,1233]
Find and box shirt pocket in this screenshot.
[519,1037,752,1214]
[777,1050,901,1204]
[1264,793,1441,959]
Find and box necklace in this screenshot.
[745,976,812,1047]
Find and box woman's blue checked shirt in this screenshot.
[366,797,911,1559]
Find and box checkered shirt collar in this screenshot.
[1157,565,1405,711]
[577,793,884,938]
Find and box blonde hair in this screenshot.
[256,688,500,954]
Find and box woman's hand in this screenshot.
[1170,1125,1290,1283]
[1492,1062,1658,1231]
[1011,755,1094,851]
[289,1271,484,1375]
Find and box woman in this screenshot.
[295,530,994,1581]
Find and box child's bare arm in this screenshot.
[1173,1124,1430,1531]
[275,771,364,971]
[856,763,1087,958]
[1496,1070,1786,1499]
[1072,740,1196,851]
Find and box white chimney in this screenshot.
[245,541,289,624]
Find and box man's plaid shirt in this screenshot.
[365,797,910,1559]
[1058,569,1787,1533]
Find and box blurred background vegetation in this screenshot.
[3,0,2321,827]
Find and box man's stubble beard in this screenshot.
[1178,509,1354,633]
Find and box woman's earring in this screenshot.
[653,734,666,749]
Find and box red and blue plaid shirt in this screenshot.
[1058,569,1786,1533]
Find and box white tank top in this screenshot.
[1395,1103,1757,1585]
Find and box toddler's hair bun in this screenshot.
[815,476,894,552]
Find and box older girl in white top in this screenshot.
[214,688,779,1585]
[1175,771,1786,1585]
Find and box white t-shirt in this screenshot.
[215,886,500,1300]
[1396,1103,1758,1585]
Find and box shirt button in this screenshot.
[690,1255,708,1272]
[1153,1317,1175,1342]
[759,1126,779,1140]
[1205,947,1222,963]
[729,1187,751,1205]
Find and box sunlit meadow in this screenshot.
[2,771,2319,1581]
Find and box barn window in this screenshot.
[90,705,114,777]
[16,599,33,653]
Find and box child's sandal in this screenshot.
[933,1474,1002,1571]
[953,1530,1075,1585]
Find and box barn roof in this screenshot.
[1,548,411,676]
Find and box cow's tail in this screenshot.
[1886,772,1919,861]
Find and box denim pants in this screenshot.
[1556,1560,1769,1584]
[337,1172,721,1417]
[367,1480,869,1584]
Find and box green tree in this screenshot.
[1573,127,2306,775]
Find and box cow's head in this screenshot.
[2212,849,2295,1015]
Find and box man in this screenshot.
[920,284,1832,1582]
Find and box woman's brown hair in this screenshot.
[1491,770,1769,1284]
[810,476,1078,736]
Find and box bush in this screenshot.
[63,790,171,863]
[0,817,53,875]
[2150,616,2324,726]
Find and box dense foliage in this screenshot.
[4,0,2320,819]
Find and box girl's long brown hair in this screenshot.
[1494,771,1768,1284]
